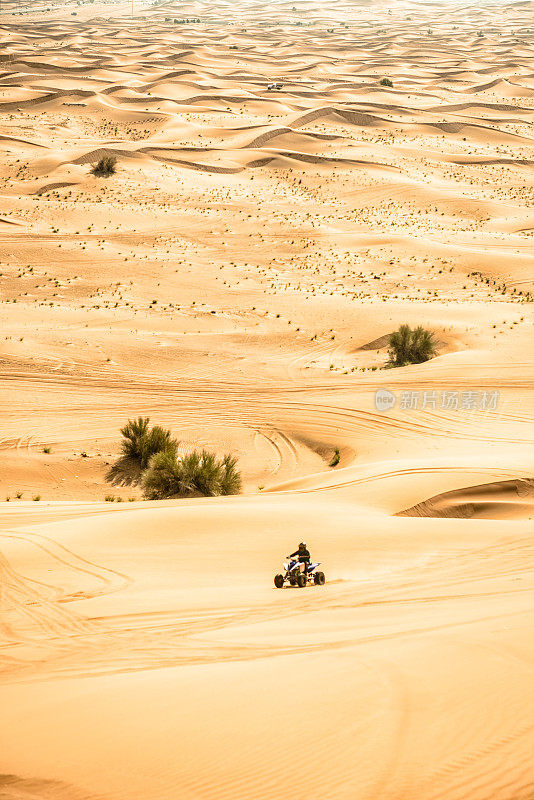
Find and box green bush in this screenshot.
[219,454,242,495]
[328,448,340,467]
[142,448,241,500]
[91,156,117,177]
[380,77,393,87]
[120,416,178,469]
[387,324,438,367]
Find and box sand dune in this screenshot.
[1,498,534,800]
[398,477,534,519]
[1,0,534,798]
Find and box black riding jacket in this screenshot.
[289,546,310,564]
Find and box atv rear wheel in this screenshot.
[274,574,284,588]
[297,572,307,588]
[314,571,325,585]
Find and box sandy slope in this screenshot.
[1,0,534,798]
[1,500,534,800]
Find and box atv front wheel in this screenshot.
[274,574,284,588]
[297,572,307,588]
[314,571,325,585]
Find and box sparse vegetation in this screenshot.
[142,449,241,500]
[33,494,41,501]
[111,418,241,500]
[329,448,340,467]
[387,325,438,367]
[120,416,178,470]
[91,156,117,177]
[6,8,527,517]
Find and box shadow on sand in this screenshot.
[105,457,143,488]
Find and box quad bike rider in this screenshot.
[274,544,325,588]
[288,542,311,577]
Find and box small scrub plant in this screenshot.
[105,495,115,502]
[120,416,178,470]
[33,494,41,501]
[380,77,393,87]
[329,448,341,467]
[112,418,242,500]
[15,490,23,499]
[91,156,117,177]
[219,454,242,496]
[387,324,438,367]
[43,446,51,454]
[142,449,241,500]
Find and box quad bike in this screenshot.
[274,558,325,588]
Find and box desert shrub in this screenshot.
[380,77,393,87]
[91,156,117,177]
[142,450,182,499]
[182,450,221,496]
[219,454,241,495]
[142,448,241,500]
[328,448,340,467]
[387,324,438,367]
[120,416,178,469]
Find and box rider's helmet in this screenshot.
[299,542,306,548]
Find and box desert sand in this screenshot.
[1,0,534,797]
